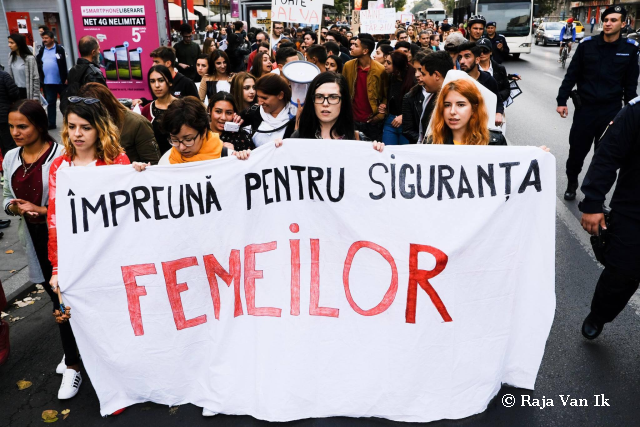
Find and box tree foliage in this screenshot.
[411,0,433,14]
[394,0,407,12]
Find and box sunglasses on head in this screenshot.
[68,96,100,105]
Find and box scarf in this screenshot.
[168,131,223,164]
[253,103,296,147]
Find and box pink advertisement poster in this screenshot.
[69,1,162,99]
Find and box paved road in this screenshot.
[2,45,640,426]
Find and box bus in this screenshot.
[426,8,447,23]
[417,10,427,21]
[475,0,535,57]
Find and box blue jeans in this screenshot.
[43,84,65,128]
[382,114,409,145]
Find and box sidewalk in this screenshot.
[1,107,63,303]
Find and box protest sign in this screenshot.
[360,8,397,34]
[272,0,323,25]
[56,141,556,421]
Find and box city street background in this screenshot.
[2,40,640,426]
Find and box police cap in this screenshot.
[486,21,497,27]
[601,5,627,21]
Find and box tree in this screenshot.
[395,0,407,12]
[536,0,558,17]
[411,0,433,14]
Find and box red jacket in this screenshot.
[47,153,130,275]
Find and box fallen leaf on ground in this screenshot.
[13,300,34,308]
[10,270,17,273]
[0,312,8,318]
[61,409,70,419]
[34,297,42,301]
[23,297,33,302]
[16,380,32,390]
[36,284,44,290]
[5,250,13,254]
[42,410,58,422]
[169,406,180,415]
[10,317,22,322]
[37,290,45,294]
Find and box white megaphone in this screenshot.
[282,61,321,108]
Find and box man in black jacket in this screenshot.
[578,97,640,340]
[36,31,68,129]
[61,36,106,115]
[227,21,250,73]
[477,38,510,106]
[556,5,639,201]
[458,41,504,127]
[402,51,453,144]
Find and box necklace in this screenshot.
[20,143,46,177]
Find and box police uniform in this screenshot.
[486,22,510,64]
[578,96,640,337]
[556,5,639,200]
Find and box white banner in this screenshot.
[271,0,323,25]
[360,8,396,34]
[57,141,556,421]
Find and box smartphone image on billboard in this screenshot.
[102,50,118,81]
[115,45,130,80]
[129,49,142,80]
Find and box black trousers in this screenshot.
[0,122,16,157]
[43,84,64,128]
[590,211,640,323]
[28,222,80,366]
[567,101,621,183]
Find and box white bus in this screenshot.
[426,8,447,23]
[476,0,534,57]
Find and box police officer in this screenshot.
[485,21,510,63]
[578,97,640,340]
[556,5,639,201]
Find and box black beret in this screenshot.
[601,5,627,21]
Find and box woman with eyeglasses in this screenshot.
[230,72,256,113]
[3,99,64,383]
[291,72,358,140]
[133,97,250,170]
[141,65,176,154]
[250,51,273,79]
[198,50,232,103]
[47,96,129,403]
[208,92,254,151]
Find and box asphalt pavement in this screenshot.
[2,44,640,426]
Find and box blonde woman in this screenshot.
[47,97,129,403]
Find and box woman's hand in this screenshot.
[295,99,303,130]
[275,138,284,148]
[378,104,387,115]
[539,145,550,152]
[372,141,385,152]
[132,162,150,172]
[50,275,59,292]
[231,113,244,125]
[10,199,45,216]
[233,149,251,160]
[391,115,402,127]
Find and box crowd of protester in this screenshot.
[0,15,545,415]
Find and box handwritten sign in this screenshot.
[272,0,323,25]
[57,141,556,421]
[360,8,396,34]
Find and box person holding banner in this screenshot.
[208,91,255,151]
[425,79,506,146]
[47,98,130,400]
[133,97,250,170]
[291,72,359,140]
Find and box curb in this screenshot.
[2,266,35,303]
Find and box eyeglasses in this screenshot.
[68,96,100,105]
[168,134,200,147]
[313,94,341,105]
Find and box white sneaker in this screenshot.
[56,355,66,374]
[58,369,82,399]
[202,408,217,416]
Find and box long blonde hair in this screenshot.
[429,79,490,146]
[61,101,124,164]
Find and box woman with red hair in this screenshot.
[426,79,506,145]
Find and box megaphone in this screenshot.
[282,61,321,108]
